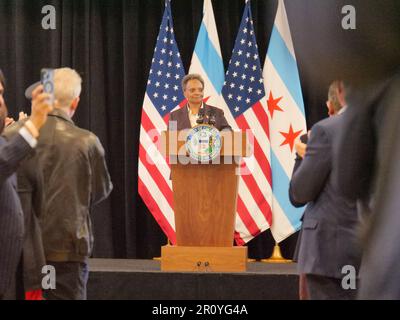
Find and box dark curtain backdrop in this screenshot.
[0,0,399,259]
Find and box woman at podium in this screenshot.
[168,74,231,131]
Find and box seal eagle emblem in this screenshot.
[186,124,222,162]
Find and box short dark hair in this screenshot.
[181,74,204,91]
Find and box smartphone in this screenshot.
[41,68,55,105]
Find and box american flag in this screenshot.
[138,0,186,244]
[221,0,272,245]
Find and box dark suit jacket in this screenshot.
[168,104,231,131]
[4,123,47,291]
[289,133,308,208]
[334,71,400,299]
[0,134,33,295]
[290,115,361,279]
[19,159,46,291]
[332,81,393,203]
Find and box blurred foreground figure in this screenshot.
[334,70,400,299]
[287,0,400,87]
[288,0,400,299]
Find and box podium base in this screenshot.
[161,246,248,272]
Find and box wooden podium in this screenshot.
[160,129,251,272]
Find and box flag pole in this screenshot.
[261,242,292,263]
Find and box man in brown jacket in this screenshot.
[16,68,113,300]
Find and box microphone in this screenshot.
[207,109,216,127]
[196,107,206,124]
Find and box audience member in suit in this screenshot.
[333,70,400,299]
[168,74,231,131]
[289,81,362,299]
[290,81,346,300]
[4,112,46,299]
[289,132,308,300]
[0,70,52,300]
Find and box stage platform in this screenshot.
[87,259,299,300]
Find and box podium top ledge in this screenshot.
[160,130,252,158]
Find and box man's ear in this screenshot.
[326,101,335,116]
[71,97,80,111]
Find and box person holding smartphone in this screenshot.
[0,69,53,300]
[9,68,113,300]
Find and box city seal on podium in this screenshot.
[186,124,222,162]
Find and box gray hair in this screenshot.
[54,68,82,108]
[181,74,205,91]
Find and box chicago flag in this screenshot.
[263,0,307,242]
[189,0,225,108]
